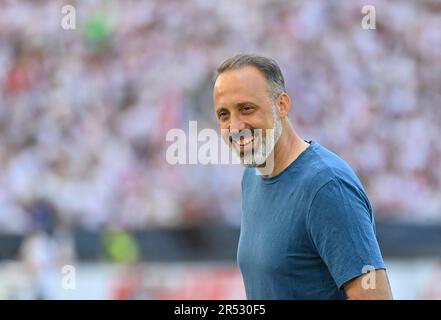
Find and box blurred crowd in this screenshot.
[0,0,440,234]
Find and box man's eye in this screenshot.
[218,112,228,119]
[242,106,254,112]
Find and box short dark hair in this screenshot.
[214,53,286,101]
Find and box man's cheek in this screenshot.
[221,135,230,146]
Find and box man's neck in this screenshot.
[258,125,309,178]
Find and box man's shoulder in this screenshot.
[242,167,254,182]
[241,141,364,193]
[241,167,257,192]
[297,141,364,192]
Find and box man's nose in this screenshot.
[229,115,246,133]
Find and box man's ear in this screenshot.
[277,93,291,119]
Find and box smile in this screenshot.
[233,135,258,151]
[238,136,254,147]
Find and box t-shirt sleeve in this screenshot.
[306,178,386,289]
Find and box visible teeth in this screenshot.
[239,137,254,145]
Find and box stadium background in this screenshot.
[0,0,440,299]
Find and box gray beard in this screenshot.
[239,105,283,168]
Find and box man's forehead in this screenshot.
[213,66,269,101]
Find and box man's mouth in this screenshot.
[239,136,254,146]
[232,135,258,151]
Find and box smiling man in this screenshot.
[212,53,393,300]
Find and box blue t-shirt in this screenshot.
[237,141,385,300]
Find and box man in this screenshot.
[212,53,393,300]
